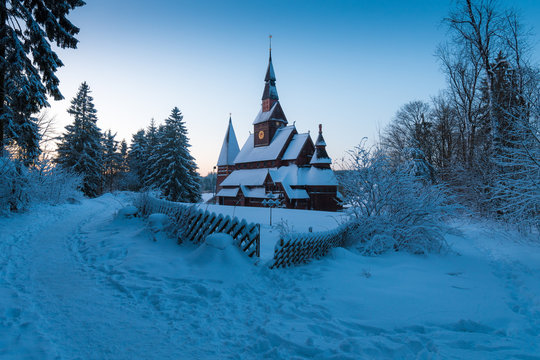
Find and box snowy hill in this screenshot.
[1,193,539,359]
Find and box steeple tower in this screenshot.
[252,37,288,147]
[310,124,331,169]
[262,47,278,112]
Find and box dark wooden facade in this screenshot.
[216,49,342,212]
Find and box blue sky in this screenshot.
[49,0,540,175]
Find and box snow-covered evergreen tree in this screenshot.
[127,129,147,190]
[56,82,103,197]
[102,130,121,192]
[148,107,200,202]
[143,118,159,188]
[0,0,85,161]
[119,139,128,172]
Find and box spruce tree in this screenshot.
[143,118,158,187]
[56,82,103,197]
[127,129,147,190]
[0,0,85,160]
[119,139,128,173]
[149,107,200,202]
[102,130,121,191]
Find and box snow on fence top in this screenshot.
[139,194,260,258]
[139,194,349,268]
[270,225,348,269]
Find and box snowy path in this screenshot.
[1,194,539,359]
[0,195,191,359]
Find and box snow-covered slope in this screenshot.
[1,194,539,359]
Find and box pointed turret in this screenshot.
[217,116,240,191]
[310,124,331,168]
[217,116,240,166]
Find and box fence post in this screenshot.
[256,223,261,257]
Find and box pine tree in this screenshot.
[102,130,121,191]
[119,139,128,173]
[143,118,158,187]
[56,82,103,197]
[148,107,200,202]
[127,129,147,190]
[0,0,85,160]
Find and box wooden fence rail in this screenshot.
[270,225,348,269]
[139,194,260,258]
[138,194,350,267]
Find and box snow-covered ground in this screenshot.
[1,193,539,359]
[197,202,346,260]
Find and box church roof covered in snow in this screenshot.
[270,165,338,186]
[252,101,287,125]
[220,165,338,190]
[234,125,295,164]
[220,168,271,186]
[216,187,239,197]
[217,117,240,166]
[282,133,311,160]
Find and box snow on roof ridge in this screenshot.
[252,102,278,125]
[234,126,295,164]
[282,133,310,161]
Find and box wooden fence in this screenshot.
[139,194,260,258]
[270,225,348,269]
[139,194,351,267]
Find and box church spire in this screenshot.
[217,115,240,166]
[262,36,278,111]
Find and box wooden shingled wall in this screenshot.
[139,194,260,258]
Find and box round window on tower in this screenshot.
[258,130,265,140]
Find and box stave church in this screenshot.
[215,47,342,212]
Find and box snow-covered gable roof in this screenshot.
[220,168,272,186]
[220,165,337,189]
[270,165,338,186]
[252,102,287,125]
[282,183,309,200]
[217,119,240,166]
[297,166,337,185]
[216,188,239,197]
[240,186,266,199]
[253,102,277,125]
[234,126,295,164]
[282,133,311,161]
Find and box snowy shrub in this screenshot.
[339,142,455,255]
[0,156,29,213]
[0,156,82,214]
[26,160,82,205]
[276,219,296,237]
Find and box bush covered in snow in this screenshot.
[0,156,82,214]
[0,156,29,213]
[339,142,455,255]
[26,160,82,206]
